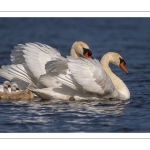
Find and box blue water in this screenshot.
[0,18,150,132]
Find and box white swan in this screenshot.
[29,52,130,100]
[0,41,92,89]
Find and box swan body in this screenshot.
[29,52,130,100]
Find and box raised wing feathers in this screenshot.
[8,64,36,86]
[45,59,67,75]
[0,65,14,81]
[66,57,115,95]
[10,42,64,80]
[11,44,26,64]
[23,43,63,79]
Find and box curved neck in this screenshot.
[70,48,80,58]
[100,54,130,99]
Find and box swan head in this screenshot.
[3,81,11,88]
[107,52,128,74]
[71,41,92,58]
[11,83,20,92]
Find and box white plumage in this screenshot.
[0,41,91,91]
[0,41,130,101]
[29,52,130,100]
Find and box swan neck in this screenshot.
[70,48,80,58]
[100,54,130,99]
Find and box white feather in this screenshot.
[39,74,61,88]
[67,57,115,95]
[22,43,63,80]
[8,64,35,85]
[0,65,14,81]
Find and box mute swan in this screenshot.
[29,52,130,101]
[0,81,11,100]
[0,41,92,89]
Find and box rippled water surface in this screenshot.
[0,18,150,132]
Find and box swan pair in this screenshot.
[0,41,130,100]
[0,81,35,101]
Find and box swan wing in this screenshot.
[0,65,31,90]
[0,65,14,81]
[8,64,36,86]
[58,73,82,91]
[11,44,26,64]
[66,57,115,95]
[22,42,64,80]
[45,58,67,75]
[11,42,64,80]
[40,58,82,90]
[38,58,68,88]
[39,74,62,88]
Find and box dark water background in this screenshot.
[0,18,150,132]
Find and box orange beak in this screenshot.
[120,62,128,74]
[84,52,90,58]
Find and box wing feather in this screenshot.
[0,65,14,81]
[38,59,68,88]
[10,42,64,80]
[22,43,63,79]
[45,59,67,75]
[67,57,115,95]
[8,64,36,86]
[39,74,61,88]
[58,74,82,91]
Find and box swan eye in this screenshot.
[83,48,92,58]
[119,58,126,65]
